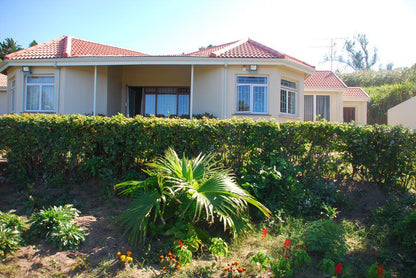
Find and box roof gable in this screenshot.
[343,87,370,99]
[4,36,148,60]
[304,71,347,88]
[186,38,314,68]
[0,73,6,89]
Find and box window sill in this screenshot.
[279,113,300,119]
[23,111,56,114]
[232,113,271,116]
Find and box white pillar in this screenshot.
[93,66,97,116]
[190,65,194,119]
[223,64,228,119]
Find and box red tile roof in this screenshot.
[4,36,148,60]
[304,71,347,88]
[343,87,370,99]
[0,73,6,89]
[186,38,314,68]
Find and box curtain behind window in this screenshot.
[316,95,330,121]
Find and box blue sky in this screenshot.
[1,0,415,70]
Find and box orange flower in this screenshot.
[261,228,268,239]
[116,252,121,256]
[160,255,164,259]
[178,240,184,248]
[162,266,166,270]
[120,255,126,260]
[176,265,181,269]
[126,251,132,256]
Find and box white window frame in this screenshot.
[9,78,15,113]
[304,94,331,121]
[235,76,268,114]
[280,79,298,116]
[24,75,55,113]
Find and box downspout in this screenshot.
[54,61,60,114]
[223,63,228,119]
[93,66,97,116]
[190,65,194,119]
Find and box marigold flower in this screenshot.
[116,252,121,256]
[176,265,181,269]
[237,268,243,273]
[178,240,184,248]
[283,239,291,248]
[334,262,342,274]
[160,255,164,259]
[162,266,166,270]
[126,251,132,256]
[120,255,126,260]
[127,256,133,261]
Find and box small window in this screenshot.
[280,79,297,115]
[343,107,355,122]
[236,76,268,114]
[25,75,55,112]
[303,95,331,121]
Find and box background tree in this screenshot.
[340,34,378,70]
[0,38,23,60]
[29,40,38,47]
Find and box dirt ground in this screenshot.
[0,169,408,277]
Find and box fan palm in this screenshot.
[116,147,271,245]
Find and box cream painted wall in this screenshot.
[107,66,123,116]
[193,66,223,118]
[0,91,7,115]
[303,90,344,122]
[343,100,368,125]
[388,96,416,129]
[226,65,305,121]
[62,66,108,115]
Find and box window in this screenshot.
[303,95,331,121]
[9,79,15,112]
[343,107,355,122]
[236,76,268,113]
[280,79,297,115]
[25,76,55,112]
[144,87,189,117]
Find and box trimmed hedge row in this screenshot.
[0,114,415,189]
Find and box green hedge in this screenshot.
[0,114,415,189]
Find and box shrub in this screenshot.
[115,148,271,244]
[29,204,86,250]
[208,237,228,259]
[303,220,347,260]
[0,210,26,257]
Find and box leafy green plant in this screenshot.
[174,241,193,266]
[271,257,293,277]
[0,224,22,257]
[293,250,311,267]
[208,237,228,259]
[319,258,336,275]
[303,220,347,260]
[0,210,26,257]
[49,222,86,250]
[249,251,271,271]
[115,147,271,244]
[366,263,390,278]
[28,204,86,250]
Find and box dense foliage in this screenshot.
[115,148,270,244]
[0,210,26,257]
[0,114,415,191]
[338,65,416,124]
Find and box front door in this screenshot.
[127,87,143,117]
[343,107,356,122]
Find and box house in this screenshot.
[304,71,370,124]
[0,36,315,120]
[388,96,416,129]
[0,74,7,115]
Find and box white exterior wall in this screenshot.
[388,96,416,129]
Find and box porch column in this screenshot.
[223,64,228,119]
[93,66,97,116]
[190,65,194,119]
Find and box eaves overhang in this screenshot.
[0,56,315,75]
